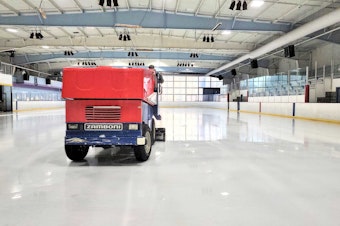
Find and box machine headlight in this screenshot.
[67,123,79,130]
[128,124,139,130]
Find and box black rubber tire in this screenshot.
[151,118,156,145]
[134,125,152,162]
[65,145,89,161]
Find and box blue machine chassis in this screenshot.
[65,102,156,147]
[65,124,142,146]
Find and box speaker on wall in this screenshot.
[22,71,29,80]
[231,69,237,76]
[284,45,295,58]
[251,59,258,68]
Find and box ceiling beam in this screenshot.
[272,0,309,23]
[77,28,88,38]
[0,0,20,15]
[72,0,85,13]
[12,51,232,65]
[47,0,64,14]
[95,28,104,37]
[125,0,130,10]
[162,0,166,12]
[58,27,73,38]
[21,0,37,10]
[0,11,292,33]
[175,0,180,14]
[195,0,205,16]
[214,0,227,18]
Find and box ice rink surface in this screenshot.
[1,107,340,226]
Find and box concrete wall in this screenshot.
[333,78,340,90]
[278,58,299,72]
[311,44,340,66]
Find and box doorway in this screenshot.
[0,85,12,112]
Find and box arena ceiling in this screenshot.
[0,0,339,78]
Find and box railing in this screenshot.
[0,61,51,77]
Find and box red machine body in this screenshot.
[62,66,159,162]
[62,66,155,102]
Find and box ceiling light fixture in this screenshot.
[243,1,247,10]
[250,0,264,8]
[230,0,248,10]
[229,0,236,10]
[6,28,18,33]
[222,30,231,35]
[236,1,242,10]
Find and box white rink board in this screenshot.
[240,102,259,112]
[13,101,65,111]
[0,73,13,86]
[295,103,340,121]
[261,103,293,116]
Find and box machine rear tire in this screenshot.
[65,145,89,161]
[134,125,152,162]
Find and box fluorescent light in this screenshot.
[6,28,18,33]
[250,0,264,8]
[42,46,49,49]
[222,30,231,35]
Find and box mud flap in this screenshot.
[155,128,166,141]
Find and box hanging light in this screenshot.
[229,0,236,10]
[236,0,242,10]
[243,0,247,10]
